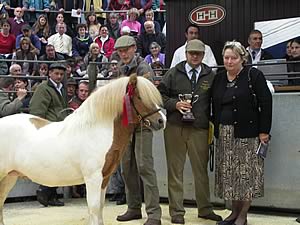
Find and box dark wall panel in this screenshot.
[165,0,300,66]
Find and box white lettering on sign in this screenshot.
[196,9,218,21]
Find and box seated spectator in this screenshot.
[0,77,27,117]
[48,22,72,57]
[105,59,119,78]
[66,77,77,102]
[144,41,165,65]
[9,64,22,76]
[16,24,41,56]
[136,20,166,57]
[74,57,86,77]
[32,14,51,56]
[130,0,152,21]
[50,12,74,37]
[83,43,108,78]
[72,24,93,58]
[94,25,115,59]
[120,8,141,36]
[141,9,161,33]
[106,13,121,41]
[8,7,28,37]
[108,0,130,21]
[32,63,49,91]
[150,61,165,77]
[14,77,31,110]
[285,40,293,61]
[86,12,101,41]
[0,54,9,75]
[39,44,65,61]
[0,20,16,55]
[69,80,89,110]
[287,38,300,85]
[13,37,38,76]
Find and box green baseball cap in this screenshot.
[114,35,136,49]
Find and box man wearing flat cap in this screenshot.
[29,63,68,207]
[114,35,162,225]
[158,39,222,224]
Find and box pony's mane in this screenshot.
[62,76,162,132]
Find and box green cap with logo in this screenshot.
[114,35,136,49]
[185,39,205,52]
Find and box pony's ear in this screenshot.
[128,73,138,87]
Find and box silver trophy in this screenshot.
[178,94,199,122]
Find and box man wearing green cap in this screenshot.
[29,63,68,207]
[158,39,222,224]
[114,35,162,225]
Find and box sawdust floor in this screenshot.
[3,198,300,225]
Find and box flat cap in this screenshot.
[67,77,77,85]
[114,35,136,49]
[186,39,205,52]
[49,63,66,71]
[21,24,31,31]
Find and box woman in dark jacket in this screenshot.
[212,41,272,225]
[287,38,300,85]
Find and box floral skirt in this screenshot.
[214,125,264,201]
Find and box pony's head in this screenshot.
[123,74,166,130]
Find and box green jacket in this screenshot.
[0,89,23,117]
[29,80,68,122]
[158,61,215,129]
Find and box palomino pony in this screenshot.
[0,74,166,225]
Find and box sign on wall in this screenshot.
[189,4,226,26]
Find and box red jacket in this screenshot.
[94,36,115,59]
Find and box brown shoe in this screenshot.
[171,215,185,224]
[144,218,161,225]
[198,212,222,221]
[116,209,142,221]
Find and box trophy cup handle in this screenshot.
[178,94,184,102]
[192,95,199,104]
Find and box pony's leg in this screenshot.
[99,187,107,224]
[85,175,104,225]
[0,176,18,225]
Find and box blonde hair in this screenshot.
[128,8,140,17]
[222,40,249,63]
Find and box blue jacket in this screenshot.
[16,34,41,51]
[72,34,93,58]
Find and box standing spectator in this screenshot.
[72,24,93,58]
[287,38,300,85]
[16,24,41,55]
[136,20,166,58]
[94,24,115,59]
[8,7,28,37]
[170,24,217,69]
[0,77,27,117]
[108,0,130,20]
[13,37,38,76]
[86,12,101,41]
[32,14,51,56]
[48,22,72,57]
[114,35,162,225]
[30,63,68,207]
[106,12,121,41]
[211,41,272,225]
[157,39,222,224]
[0,20,16,54]
[246,30,273,64]
[285,40,293,61]
[144,42,165,65]
[23,0,50,23]
[83,0,105,24]
[141,9,161,33]
[120,8,141,36]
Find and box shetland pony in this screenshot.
[0,74,166,225]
